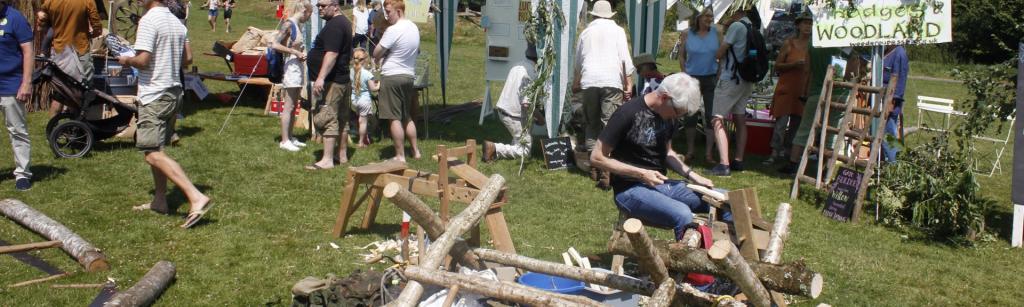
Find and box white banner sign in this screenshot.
[810,0,952,48]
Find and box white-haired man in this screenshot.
[591,73,714,240]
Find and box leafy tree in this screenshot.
[951,0,1024,64]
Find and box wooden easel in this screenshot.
[333,140,516,253]
[789,67,897,223]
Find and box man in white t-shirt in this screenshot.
[708,8,756,177]
[572,0,634,186]
[118,0,212,228]
[372,0,421,162]
[482,45,540,161]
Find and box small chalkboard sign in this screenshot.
[540,137,574,170]
[823,167,864,222]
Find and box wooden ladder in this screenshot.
[789,66,897,223]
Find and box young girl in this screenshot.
[269,0,312,151]
[222,0,236,33]
[350,48,379,147]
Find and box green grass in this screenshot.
[0,4,1021,306]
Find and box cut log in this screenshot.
[608,235,823,298]
[623,219,669,284]
[472,248,744,307]
[404,266,602,307]
[708,240,771,307]
[0,199,109,272]
[392,175,505,307]
[104,261,176,307]
[761,203,792,264]
[648,278,677,307]
[0,240,62,255]
[382,183,483,269]
[441,285,460,307]
[680,228,702,248]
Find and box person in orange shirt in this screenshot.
[38,0,103,116]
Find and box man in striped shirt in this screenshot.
[118,0,212,229]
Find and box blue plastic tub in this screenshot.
[517,272,586,295]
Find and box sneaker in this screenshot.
[279,141,301,152]
[290,138,307,147]
[15,178,32,191]
[730,160,745,172]
[778,162,798,175]
[708,164,731,177]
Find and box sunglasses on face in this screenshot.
[316,3,335,8]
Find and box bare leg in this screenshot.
[712,116,731,166]
[404,119,421,159]
[280,88,299,144]
[139,165,170,214]
[209,16,215,31]
[357,116,368,147]
[704,128,715,161]
[685,127,696,158]
[144,151,210,213]
[390,119,405,161]
[225,18,231,33]
[337,130,349,164]
[49,101,62,117]
[733,115,748,162]
[314,136,338,168]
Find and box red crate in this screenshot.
[268,100,301,116]
[745,118,775,156]
[232,52,268,76]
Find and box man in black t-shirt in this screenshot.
[591,73,715,240]
[306,0,355,170]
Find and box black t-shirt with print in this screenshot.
[308,15,353,84]
[598,96,678,194]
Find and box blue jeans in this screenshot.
[881,98,903,162]
[614,180,708,240]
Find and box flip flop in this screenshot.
[180,202,215,229]
[305,164,333,171]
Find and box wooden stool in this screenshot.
[333,160,409,237]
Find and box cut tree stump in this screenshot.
[0,199,109,272]
[403,266,602,307]
[382,182,483,269]
[623,218,669,284]
[708,240,771,307]
[391,175,505,307]
[608,235,823,298]
[472,248,744,307]
[104,261,176,307]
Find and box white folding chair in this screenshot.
[970,115,1016,177]
[915,95,965,133]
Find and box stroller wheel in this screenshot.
[45,113,75,137]
[49,121,94,159]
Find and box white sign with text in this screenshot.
[810,0,952,48]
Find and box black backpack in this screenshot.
[267,21,298,83]
[729,20,770,83]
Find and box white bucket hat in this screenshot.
[589,0,616,19]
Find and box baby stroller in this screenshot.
[34,57,138,158]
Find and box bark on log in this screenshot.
[708,240,772,307]
[404,266,602,307]
[761,203,792,264]
[648,278,677,307]
[608,235,823,298]
[0,199,109,272]
[472,248,744,307]
[0,240,62,254]
[392,175,505,307]
[382,183,483,269]
[104,261,176,307]
[623,219,669,284]
[680,228,702,248]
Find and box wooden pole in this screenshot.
[7,272,72,288]
[608,235,823,298]
[441,285,460,307]
[648,278,677,307]
[0,240,62,255]
[403,266,602,307]
[104,261,176,307]
[382,182,483,270]
[472,248,744,307]
[708,240,772,307]
[622,219,669,284]
[51,283,108,289]
[391,175,505,307]
[761,203,792,264]
[0,199,109,272]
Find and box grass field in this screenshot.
[0,3,1021,306]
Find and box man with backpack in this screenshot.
[708,7,766,177]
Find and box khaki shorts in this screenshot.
[136,89,182,152]
[378,74,415,121]
[711,78,753,118]
[312,82,352,136]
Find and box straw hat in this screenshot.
[794,10,813,22]
[589,0,616,19]
[633,53,657,67]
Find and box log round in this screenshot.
[0,199,109,272]
[104,261,176,307]
[761,203,792,264]
[608,234,823,298]
[623,219,669,284]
